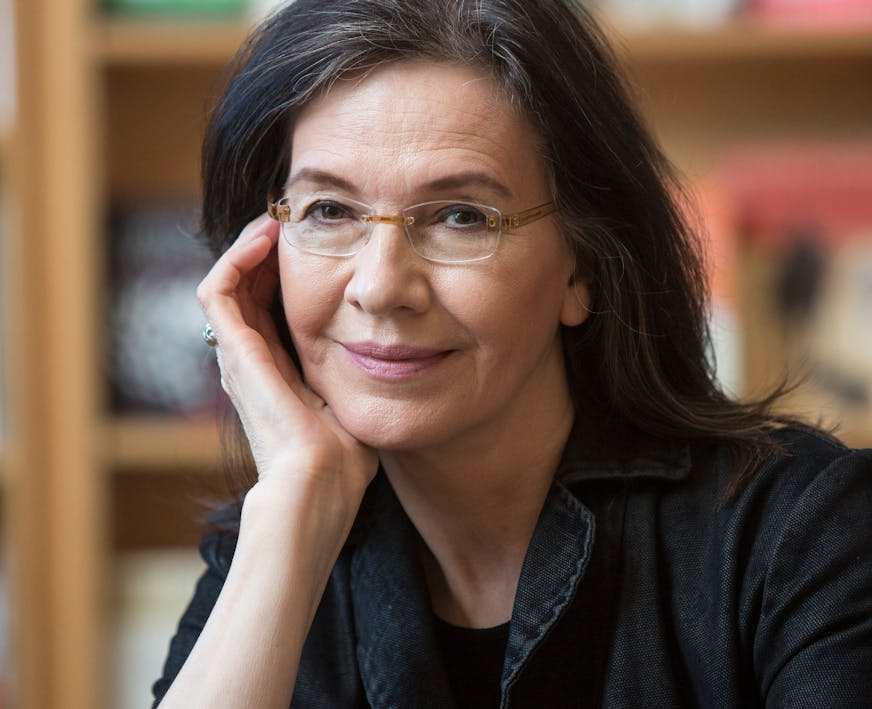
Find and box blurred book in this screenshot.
[745,0,872,25]
[722,145,872,249]
[102,0,245,18]
[247,0,290,22]
[107,203,219,415]
[111,549,204,709]
[594,0,741,28]
[718,144,872,445]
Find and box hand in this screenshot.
[196,213,378,519]
[161,216,377,708]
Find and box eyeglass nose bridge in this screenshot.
[360,214,415,227]
[362,211,501,234]
[355,212,422,259]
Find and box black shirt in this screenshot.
[433,615,510,708]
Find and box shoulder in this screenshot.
[723,425,872,520]
[690,426,872,555]
[751,424,871,544]
[761,424,871,476]
[630,426,872,625]
[718,427,872,704]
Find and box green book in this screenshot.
[103,0,246,17]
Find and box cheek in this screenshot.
[445,256,569,350]
[278,250,345,360]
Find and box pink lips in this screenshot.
[342,342,452,380]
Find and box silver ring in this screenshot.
[202,323,218,347]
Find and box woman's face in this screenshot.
[279,61,588,452]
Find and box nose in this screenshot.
[343,223,432,315]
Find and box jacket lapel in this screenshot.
[350,476,455,709]
[501,480,597,707]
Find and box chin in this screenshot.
[331,398,457,453]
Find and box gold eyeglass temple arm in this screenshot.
[267,200,291,222]
[500,201,557,231]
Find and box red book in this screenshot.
[718,144,872,250]
[746,0,872,25]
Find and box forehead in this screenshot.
[288,61,548,201]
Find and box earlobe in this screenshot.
[560,278,591,327]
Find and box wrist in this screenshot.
[238,472,361,570]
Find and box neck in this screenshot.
[379,388,575,628]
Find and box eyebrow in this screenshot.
[285,168,358,194]
[284,168,513,200]
[422,172,513,200]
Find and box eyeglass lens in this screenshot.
[278,196,502,263]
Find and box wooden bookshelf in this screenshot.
[6,5,872,709]
[86,17,872,66]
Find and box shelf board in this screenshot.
[103,415,221,471]
[88,16,872,66]
[90,17,249,65]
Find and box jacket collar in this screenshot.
[347,422,691,708]
[556,417,692,485]
[500,480,595,705]
[348,471,598,708]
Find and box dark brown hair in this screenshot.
[201,0,792,502]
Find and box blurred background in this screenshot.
[1,0,871,707]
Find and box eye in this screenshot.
[437,204,488,228]
[303,200,356,223]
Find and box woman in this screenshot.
[153,0,872,707]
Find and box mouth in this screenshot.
[341,341,454,380]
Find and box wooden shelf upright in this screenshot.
[9,1,104,708]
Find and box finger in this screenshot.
[198,231,275,339]
[236,217,280,294]
[236,211,276,246]
[213,331,324,459]
[254,319,321,406]
[262,337,324,409]
[200,213,278,297]
[201,232,274,303]
[251,244,280,311]
[243,296,321,407]
[197,216,282,385]
[197,237,269,343]
[235,221,281,325]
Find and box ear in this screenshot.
[560,276,591,327]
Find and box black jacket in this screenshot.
[153,426,872,707]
